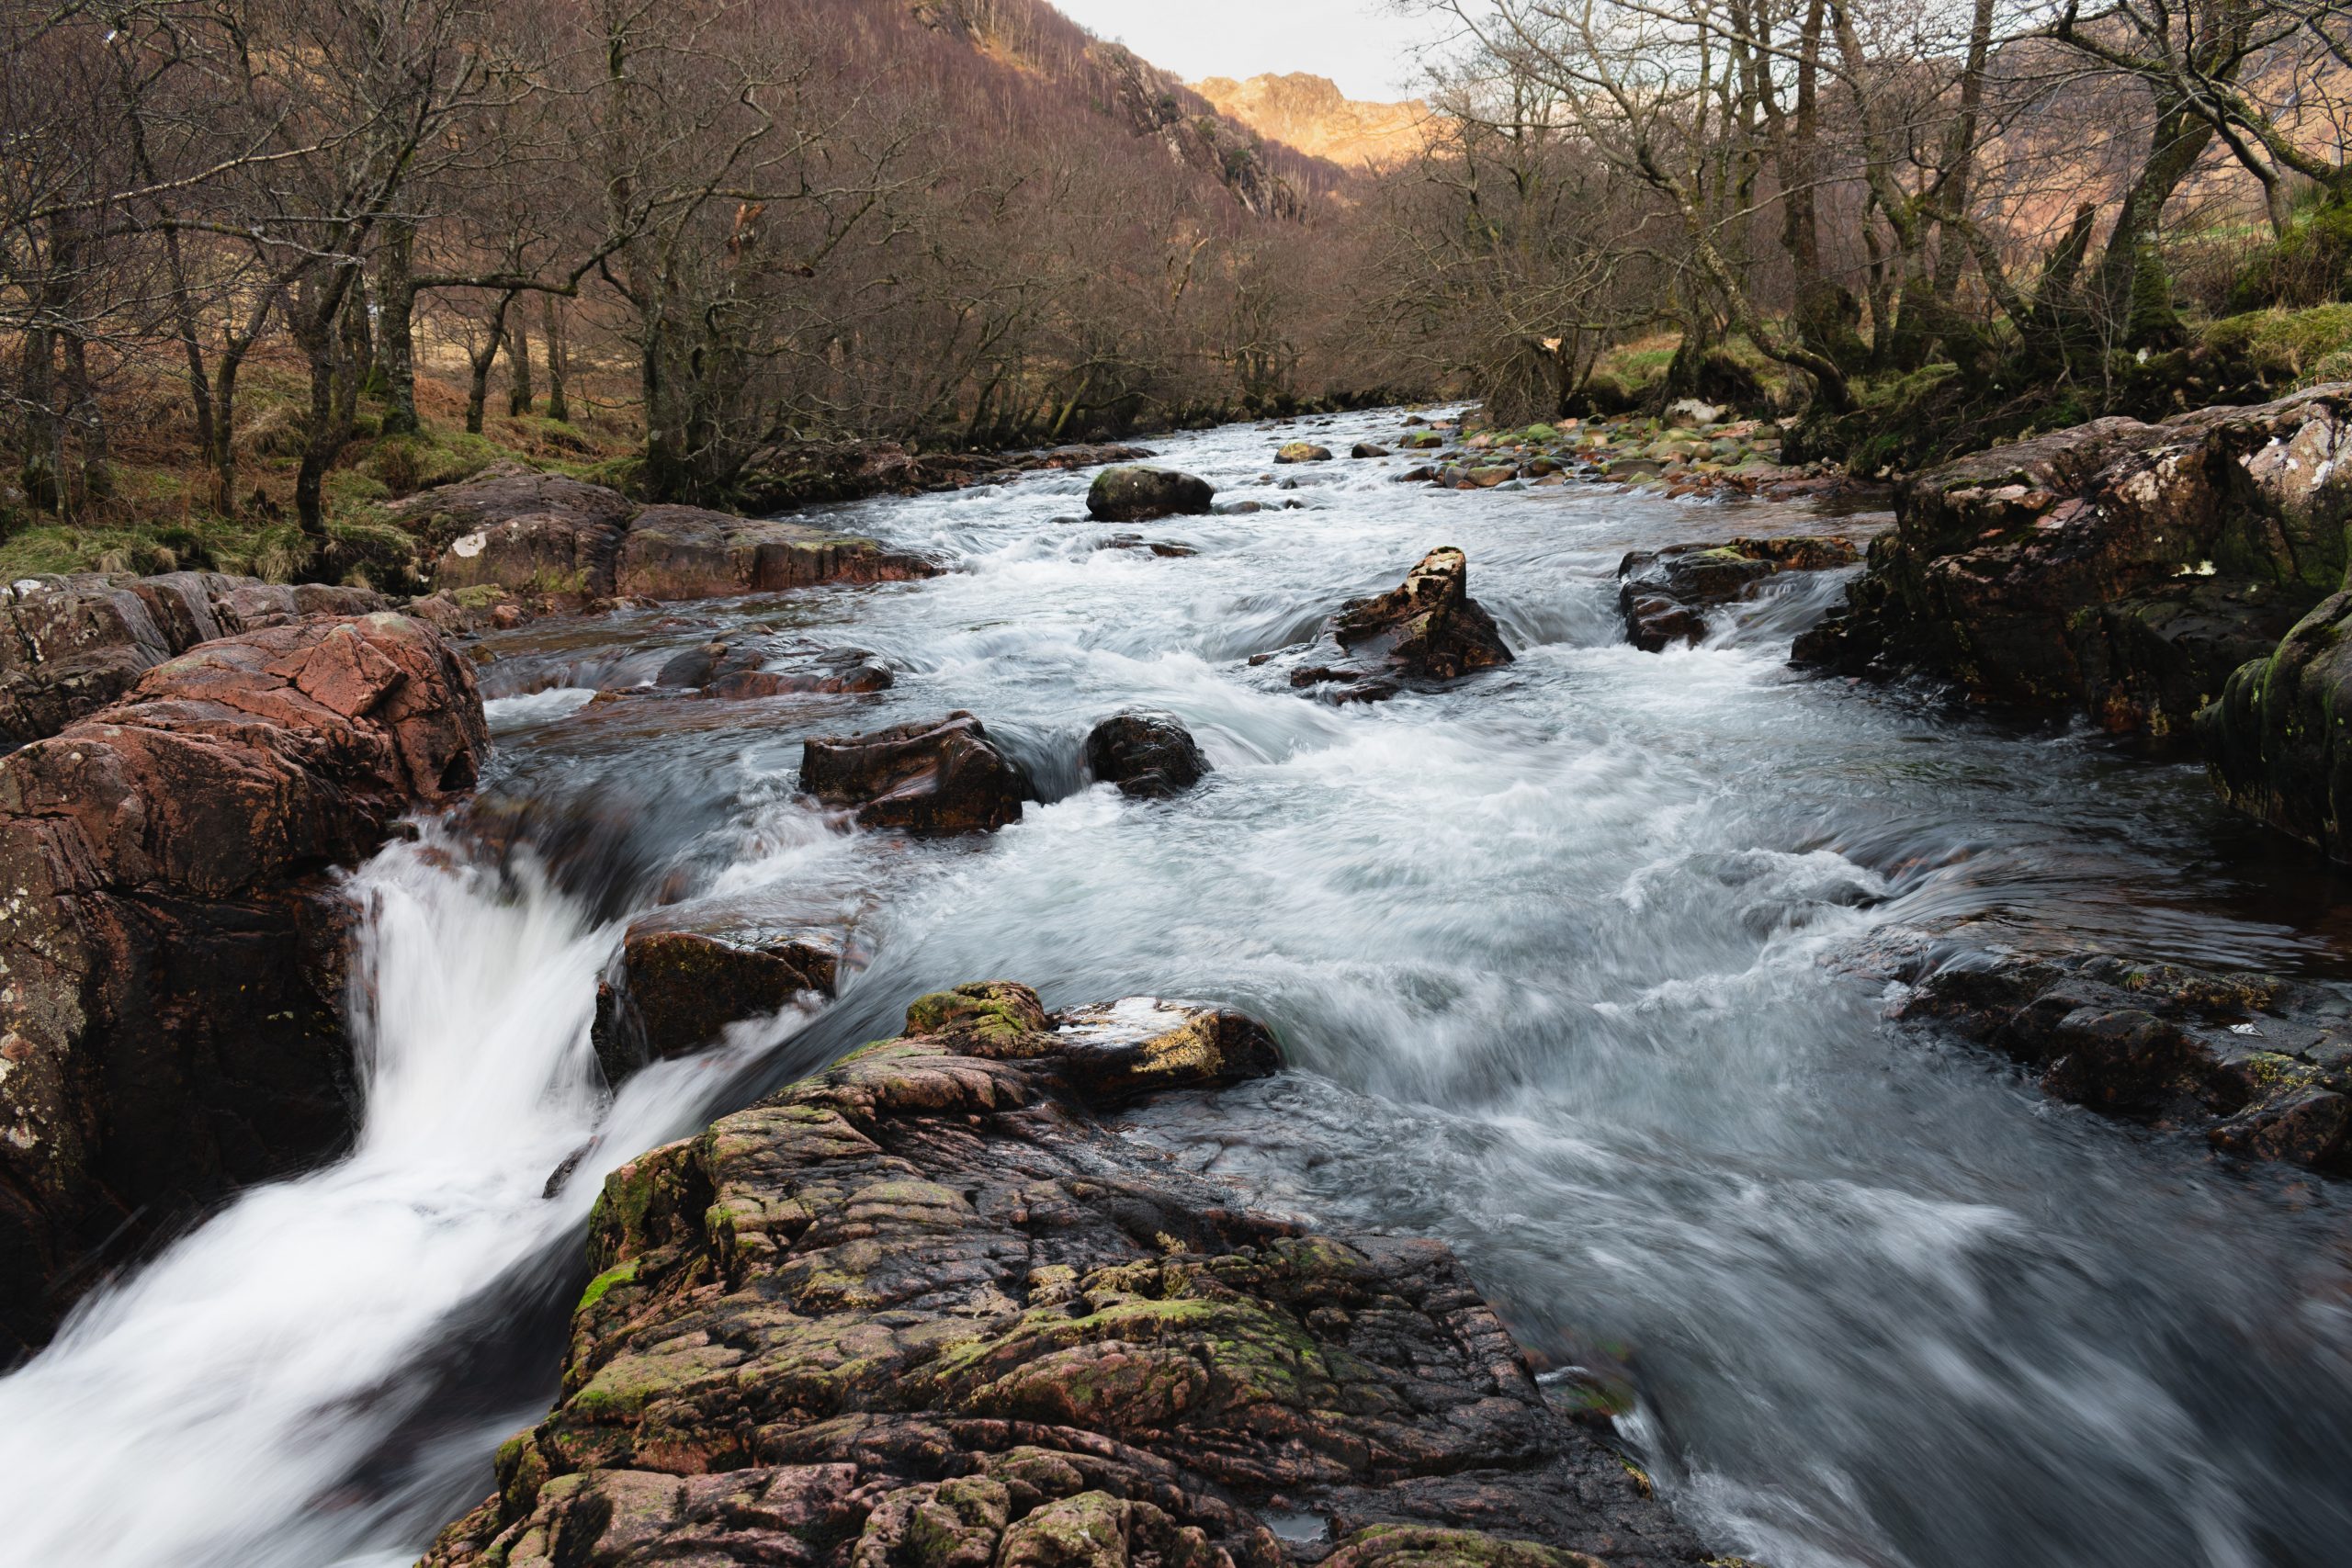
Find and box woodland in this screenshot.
[1,0,2347,575]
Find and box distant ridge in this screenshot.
[1193,72,1430,169]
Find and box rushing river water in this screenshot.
[3,408,2350,1568]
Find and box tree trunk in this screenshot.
[19,324,56,513]
[464,293,517,435]
[542,293,571,423]
[506,310,536,417]
[378,222,421,436]
[2095,99,2213,349]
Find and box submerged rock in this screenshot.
[593,924,842,1082]
[1619,536,1860,651]
[1895,948,2352,1174]
[1087,465,1216,522]
[655,637,893,698]
[0,613,486,1355]
[420,983,1705,1568]
[1085,712,1210,797]
[1274,441,1333,463]
[1797,387,2351,736]
[801,710,1029,834]
[1351,442,1390,459]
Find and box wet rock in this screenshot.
[2198,589,2352,859]
[1084,713,1210,798]
[419,985,1705,1568]
[0,572,388,745]
[1283,548,1512,705]
[800,710,1029,834]
[616,505,936,600]
[1894,947,2352,1175]
[592,925,841,1082]
[1275,442,1333,464]
[0,612,487,1355]
[1340,548,1514,679]
[1799,387,2352,736]
[1351,443,1391,459]
[655,637,893,699]
[1087,466,1216,523]
[1398,432,1444,451]
[1097,535,1200,558]
[401,464,638,597]
[1396,467,1437,484]
[1619,537,1861,652]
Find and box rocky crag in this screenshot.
[0,610,487,1354]
[1795,386,2351,739]
[424,982,1709,1568]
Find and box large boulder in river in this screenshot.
[1286,548,1514,703]
[0,571,386,745]
[405,464,639,593]
[1796,386,2351,736]
[1085,712,1210,797]
[800,710,1028,834]
[1086,464,1216,522]
[592,924,842,1083]
[615,505,936,600]
[418,984,1706,1568]
[1275,440,1334,463]
[0,612,486,1355]
[1620,536,1860,651]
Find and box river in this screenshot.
[0,408,2346,1568]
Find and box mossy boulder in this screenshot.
[592,925,843,1081]
[419,986,1706,1567]
[1087,466,1216,523]
[1273,442,1333,464]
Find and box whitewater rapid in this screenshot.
[1,406,2347,1568]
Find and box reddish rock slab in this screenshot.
[0,572,387,746]
[615,506,938,601]
[800,711,1029,835]
[0,612,486,1355]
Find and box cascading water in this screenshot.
[1,406,2348,1568]
[0,830,814,1567]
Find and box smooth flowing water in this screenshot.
[2,408,2348,1568]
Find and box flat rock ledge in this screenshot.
[396,461,939,608]
[423,982,1707,1568]
[1894,947,2352,1175]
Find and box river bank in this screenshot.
[0,405,2348,1568]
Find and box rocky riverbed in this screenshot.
[3,403,2352,1568]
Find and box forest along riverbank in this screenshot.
[2,406,2350,1568]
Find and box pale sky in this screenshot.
[1050,1,1462,100]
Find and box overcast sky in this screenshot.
[1048,1,1462,99]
